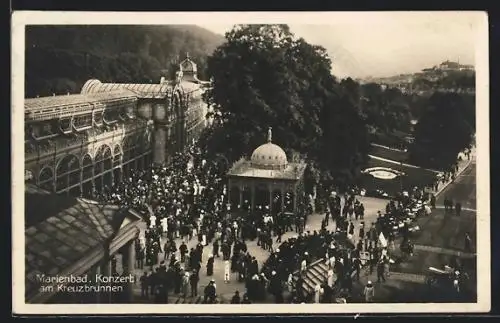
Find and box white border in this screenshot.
[11,11,490,314]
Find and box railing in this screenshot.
[25,123,149,161]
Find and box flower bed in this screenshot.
[359,158,438,198]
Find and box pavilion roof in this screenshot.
[227,159,306,180]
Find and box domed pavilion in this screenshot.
[227,127,307,215]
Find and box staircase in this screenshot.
[293,259,330,295]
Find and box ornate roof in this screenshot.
[180,53,198,74]
[25,90,137,112]
[81,79,175,99]
[250,127,288,170]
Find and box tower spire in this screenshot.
[267,127,272,143]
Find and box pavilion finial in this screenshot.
[267,127,272,143]
[186,52,190,59]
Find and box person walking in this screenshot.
[231,290,241,304]
[455,202,462,217]
[189,270,199,297]
[364,281,375,303]
[377,259,386,283]
[206,255,215,276]
[464,232,472,253]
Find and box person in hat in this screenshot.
[189,270,199,297]
[300,256,307,273]
[231,290,241,304]
[206,255,215,276]
[203,280,217,303]
[364,281,375,302]
[181,271,190,298]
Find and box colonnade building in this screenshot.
[24,55,209,197]
[23,55,209,304]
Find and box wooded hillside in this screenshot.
[25,25,225,98]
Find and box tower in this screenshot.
[179,53,199,83]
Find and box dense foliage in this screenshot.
[201,25,370,189]
[409,92,475,171]
[25,25,224,97]
[358,82,413,135]
[412,70,475,92]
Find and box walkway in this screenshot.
[413,244,476,258]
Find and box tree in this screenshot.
[409,92,475,170]
[202,24,370,185]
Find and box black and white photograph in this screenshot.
[12,11,490,314]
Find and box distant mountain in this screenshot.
[25,25,225,98]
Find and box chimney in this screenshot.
[160,76,166,84]
[52,93,55,96]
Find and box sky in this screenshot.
[197,12,483,79]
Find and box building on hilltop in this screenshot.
[24,54,210,197]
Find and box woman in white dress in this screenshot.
[327,269,334,287]
[149,214,157,229]
[314,284,323,303]
[329,255,336,269]
[300,258,307,273]
[224,260,230,283]
[287,274,294,293]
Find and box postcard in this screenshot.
[12,11,490,314]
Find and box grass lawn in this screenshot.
[411,210,476,251]
[359,158,438,197]
[389,209,477,301]
[369,144,410,163]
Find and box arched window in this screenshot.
[128,136,137,160]
[82,154,93,181]
[56,154,80,192]
[113,145,122,167]
[38,167,54,192]
[122,137,131,163]
[103,146,112,171]
[94,146,105,177]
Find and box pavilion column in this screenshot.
[239,187,243,209]
[250,184,255,212]
[281,187,285,212]
[268,186,273,213]
[293,190,298,215]
[153,123,167,165]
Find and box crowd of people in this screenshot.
[90,145,314,303]
[86,140,470,304]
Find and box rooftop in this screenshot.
[81,79,203,99]
[24,184,135,300]
[25,90,138,113]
